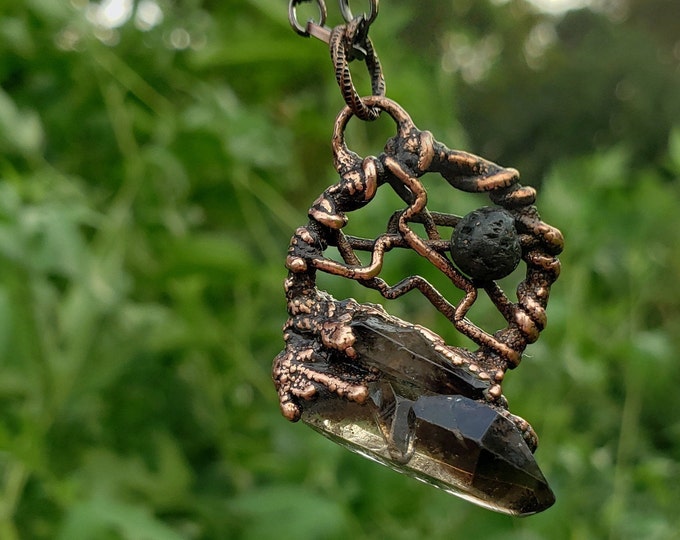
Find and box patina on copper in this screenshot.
[274,0,563,516]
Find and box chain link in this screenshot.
[288,0,385,120]
[338,0,379,25]
[288,0,327,36]
[330,19,385,120]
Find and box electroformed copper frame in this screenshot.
[273,96,564,440]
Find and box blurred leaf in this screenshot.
[668,127,680,174]
[57,497,185,540]
[0,88,44,158]
[229,486,348,540]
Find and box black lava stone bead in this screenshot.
[450,206,521,281]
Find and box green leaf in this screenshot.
[229,486,348,540]
[668,127,680,174]
[0,88,44,158]
[57,497,185,540]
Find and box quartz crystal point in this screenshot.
[300,313,555,516]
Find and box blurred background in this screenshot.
[1,0,679,538]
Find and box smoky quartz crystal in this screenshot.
[300,313,555,516]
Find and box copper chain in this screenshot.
[288,0,385,120]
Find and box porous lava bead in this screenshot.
[451,206,521,281]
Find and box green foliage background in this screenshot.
[1,0,679,538]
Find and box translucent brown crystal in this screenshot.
[300,314,555,516]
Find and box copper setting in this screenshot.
[275,0,563,516]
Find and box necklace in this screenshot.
[274,0,563,516]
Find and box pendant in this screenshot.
[275,1,563,516]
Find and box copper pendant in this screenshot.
[272,95,563,515]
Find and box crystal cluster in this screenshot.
[300,314,555,516]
